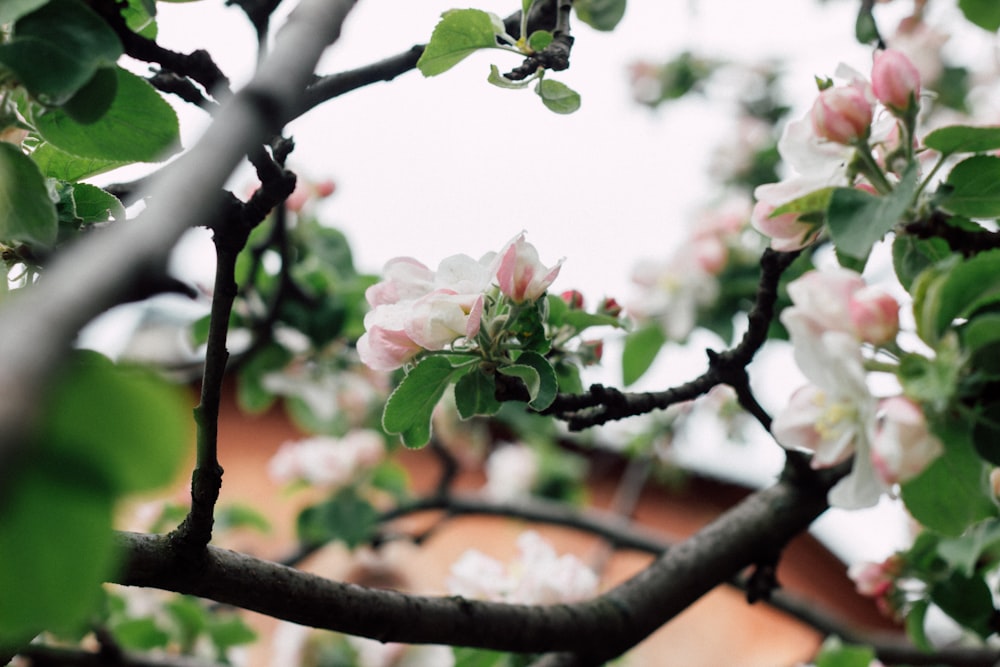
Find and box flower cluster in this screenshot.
[447,531,598,605]
[358,232,562,372]
[771,268,941,508]
[268,430,385,490]
[752,49,922,250]
[626,199,748,341]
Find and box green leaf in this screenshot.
[215,504,272,534]
[33,66,181,163]
[498,364,541,402]
[236,343,291,414]
[931,248,1000,340]
[855,2,880,44]
[770,186,835,217]
[30,141,128,180]
[892,232,952,291]
[488,64,532,89]
[826,164,918,263]
[972,398,1000,465]
[561,309,623,332]
[382,356,465,447]
[111,618,171,651]
[959,0,1000,31]
[900,418,996,536]
[904,599,932,652]
[963,312,1000,376]
[814,637,877,667]
[931,570,996,637]
[622,324,667,386]
[0,0,123,106]
[455,367,503,419]
[39,351,190,494]
[296,488,379,549]
[897,345,963,415]
[0,0,49,25]
[527,30,553,52]
[924,125,1000,155]
[514,350,558,410]
[70,183,124,223]
[938,155,1000,218]
[535,78,581,114]
[0,141,58,247]
[370,460,410,502]
[206,615,257,655]
[417,9,501,77]
[0,465,116,643]
[60,66,118,124]
[573,0,627,31]
[936,519,1000,577]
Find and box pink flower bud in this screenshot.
[871,49,921,112]
[314,179,336,198]
[560,290,585,310]
[810,84,873,144]
[848,286,899,345]
[750,200,820,251]
[598,297,622,318]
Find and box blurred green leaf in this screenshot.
[924,125,1000,155]
[0,465,115,643]
[297,488,379,549]
[0,0,122,105]
[0,141,58,247]
[901,417,996,536]
[827,164,918,263]
[33,67,180,163]
[622,324,666,386]
[30,140,128,180]
[959,0,1000,31]
[573,0,626,31]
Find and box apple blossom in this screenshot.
[484,442,539,501]
[268,430,384,489]
[773,312,883,509]
[496,232,563,303]
[810,83,873,144]
[870,397,942,485]
[784,267,899,346]
[871,49,921,113]
[627,246,719,342]
[403,289,484,350]
[447,531,597,605]
[750,200,820,251]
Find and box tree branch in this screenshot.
[113,465,836,660]
[546,249,799,430]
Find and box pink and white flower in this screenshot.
[785,267,899,346]
[773,313,883,509]
[496,232,563,303]
[447,531,598,605]
[870,397,942,485]
[268,430,384,489]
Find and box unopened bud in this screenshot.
[560,290,585,310]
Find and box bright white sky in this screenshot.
[91,0,985,565]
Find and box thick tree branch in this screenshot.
[113,465,836,660]
[0,0,357,478]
